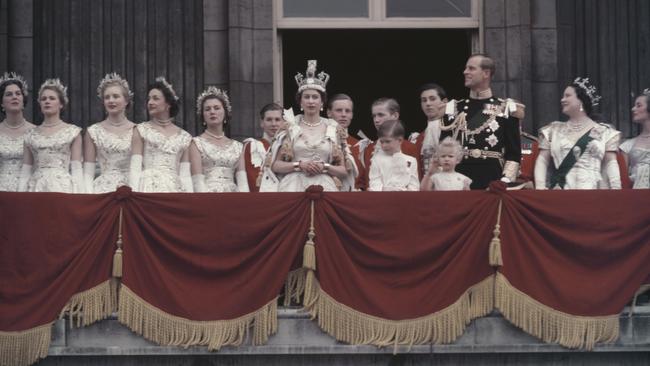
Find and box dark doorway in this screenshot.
[282,29,471,140]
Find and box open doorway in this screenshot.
[282,29,471,139]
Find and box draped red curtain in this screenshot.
[2,188,650,366]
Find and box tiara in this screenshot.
[295,60,329,93]
[0,72,29,96]
[97,72,134,100]
[196,86,232,116]
[154,76,179,101]
[39,78,69,105]
[642,88,650,97]
[573,77,602,106]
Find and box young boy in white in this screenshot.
[421,137,472,191]
[368,120,419,191]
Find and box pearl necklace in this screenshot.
[107,118,128,127]
[153,117,173,126]
[204,130,225,139]
[2,119,26,129]
[566,119,590,133]
[302,119,322,128]
[42,120,63,128]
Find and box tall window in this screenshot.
[276,0,479,28]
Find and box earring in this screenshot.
[320,107,323,112]
[579,104,584,112]
[224,119,227,125]
[300,107,304,112]
[202,121,206,127]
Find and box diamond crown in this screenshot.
[97,72,134,100]
[295,60,330,93]
[196,86,232,116]
[39,78,69,105]
[573,77,602,106]
[155,76,179,101]
[0,72,29,96]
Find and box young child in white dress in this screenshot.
[421,137,471,191]
[368,120,419,191]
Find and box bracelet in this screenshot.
[293,161,301,172]
[323,163,330,174]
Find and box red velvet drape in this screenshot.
[498,190,650,316]
[313,191,497,319]
[0,192,117,331]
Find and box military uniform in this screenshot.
[440,95,522,189]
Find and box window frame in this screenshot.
[272,0,483,102]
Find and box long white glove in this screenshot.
[18,164,32,192]
[534,153,549,190]
[83,162,96,194]
[128,154,143,191]
[179,162,193,193]
[605,158,622,189]
[236,170,250,192]
[192,174,207,192]
[71,161,84,193]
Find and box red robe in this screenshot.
[244,139,271,192]
[347,135,366,191]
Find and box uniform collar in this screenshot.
[469,88,493,100]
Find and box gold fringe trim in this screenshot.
[0,279,117,366]
[59,279,119,328]
[118,285,277,350]
[495,272,618,349]
[489,199,503,267]
[304,276,494,350]
[284,268,306,306]
[0,323,51,366]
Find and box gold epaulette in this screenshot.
[500,98,526,120]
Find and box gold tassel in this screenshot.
[112,207,124,278]
[0,323,51,366]
[118,285,278,350]
[489,200,503,267]
[495,272,618,349]
[304,276,494,351]
[303,201,316,271]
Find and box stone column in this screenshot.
[0,0,7,73]
[228,0,274,140]
[8,0,34,121]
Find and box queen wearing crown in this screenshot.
[260,60,357,192]
[19,79,84,192]
[534,78,622,189]
[0,72,35,191]
[83,73,135,193]
[128,77,193,192]
[189,86,248,192]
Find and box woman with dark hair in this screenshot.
[534,78,622,189]
[619,89,650,188]
[0,72,34,191]
[189,86,248,192]
[128,77,192,192]
[19,78,83,192]
[260,60,356,192]
[83,73,135,193]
